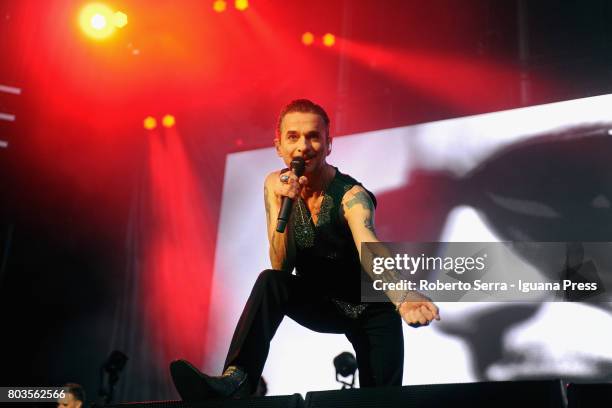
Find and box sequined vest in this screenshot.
[290,168,377,304]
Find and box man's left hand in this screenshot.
[397,295,440,328]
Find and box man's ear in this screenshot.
[326,137,333,156]
[274,138,282,157]
[75,401,82,408]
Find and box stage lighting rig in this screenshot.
[143,116,157,130]
[79,3,114,39]
[322,33,336,47]
[302,32,314,46]
[213,0,227,13]
[162,114,176,128]
[333,351,357,389]
[96,350,128,405]
[235,0,249,11]
[112,11,128,28]
[78,3,128,40]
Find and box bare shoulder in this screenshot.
[342,185,375,212]
[264,170,282,187]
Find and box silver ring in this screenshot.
[280,174,290,183]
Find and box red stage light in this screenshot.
[144,116,157,130]
[91,14,106,29]
[78,3,116,40]
[302,32,314,46]
[235,0,249,11]
[213,0,227,13]
[322,33,336,47]
[112,11,128,28]
[162,114,176,128]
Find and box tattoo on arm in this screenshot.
[346,191,375,211]
[363,216,375,232]
[345,190,376,232]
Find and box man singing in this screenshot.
[170,99,439,400]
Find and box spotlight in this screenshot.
[91,14,106,30]
[235,0,249,11]
[98,350,129,405]
[143,116,157,130]
[112,11,128,28]
[322,33,335,47]
[213,0,227,13]
[333,351,357,389]
[162,114,176,128]
[79,3,116,40]
[302,32,314,46]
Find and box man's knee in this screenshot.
[254,269,289,288]
[249,269,294,305]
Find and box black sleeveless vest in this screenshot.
[290,167,377,304]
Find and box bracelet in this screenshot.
[395,292,410,311]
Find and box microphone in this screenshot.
[276,157,306,233]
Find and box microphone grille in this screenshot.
[290,157,306,177]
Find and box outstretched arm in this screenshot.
[342,185,440,326]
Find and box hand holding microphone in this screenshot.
[275,157,306,233]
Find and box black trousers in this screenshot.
[224,269,404,391]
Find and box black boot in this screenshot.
[170,360,250,402]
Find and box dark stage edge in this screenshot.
[97,379,588,408]
[104,394,303,408]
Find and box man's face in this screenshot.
[275,111,331,175]
[57,392,81,408]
